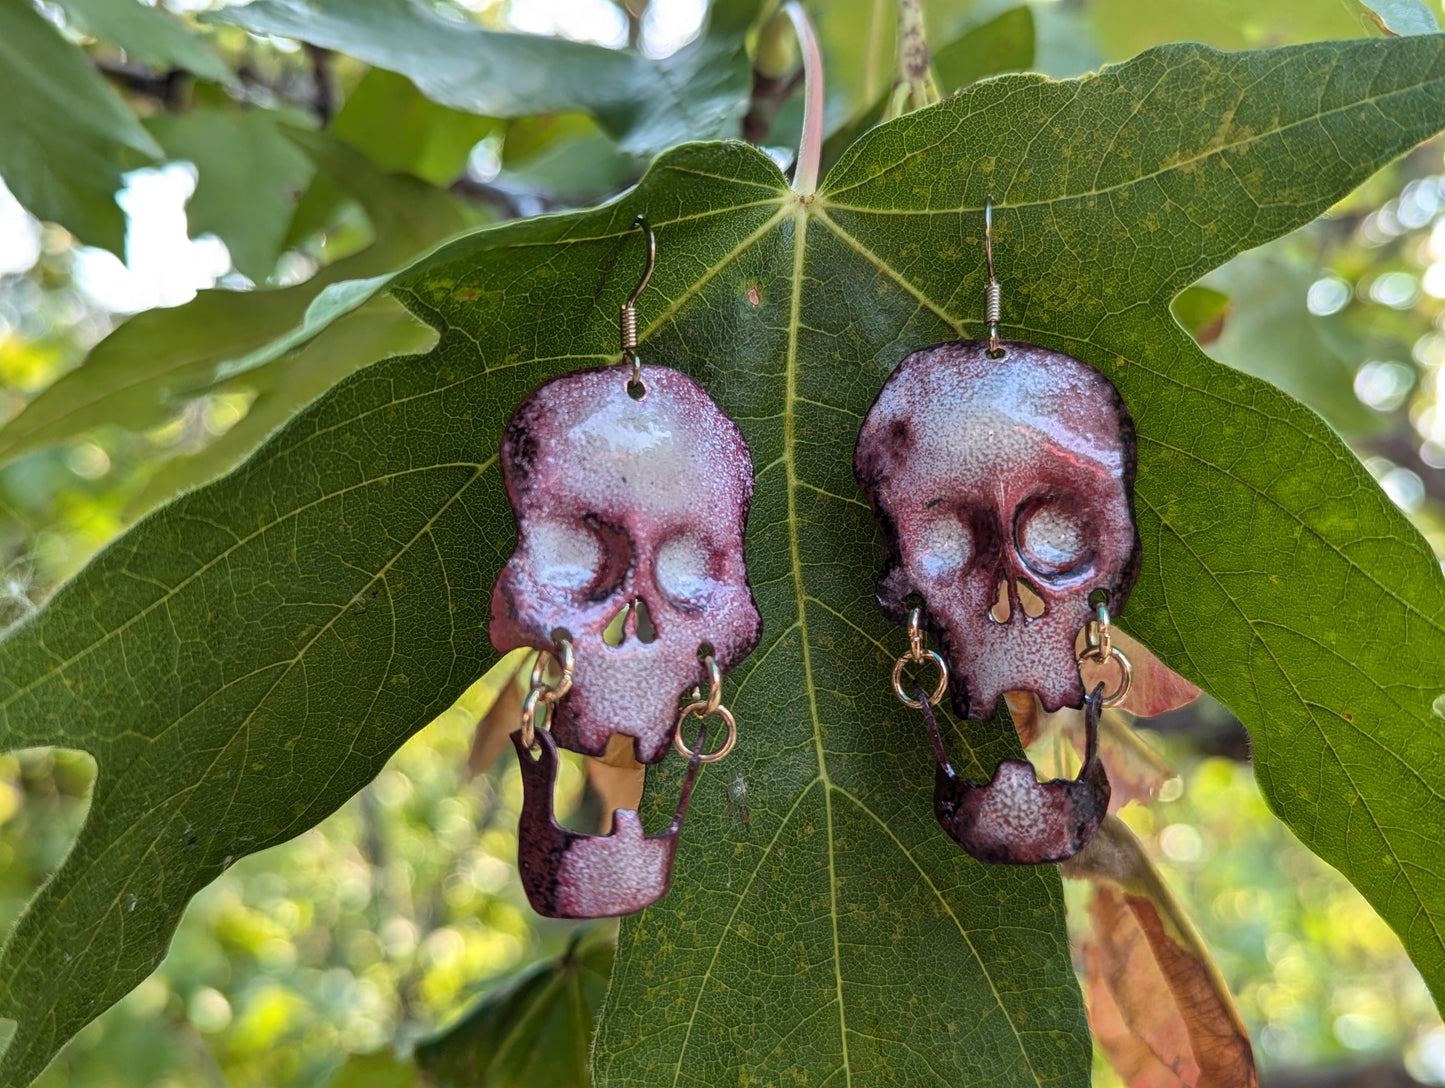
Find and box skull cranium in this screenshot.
[491,366,762,763]
[854,340,1140,718]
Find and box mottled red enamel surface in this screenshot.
[492,366,762,763]
[924,686,1110,865]
[512,727,702,918]
[855,340,1140,718]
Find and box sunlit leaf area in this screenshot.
[2,0,1445,1085]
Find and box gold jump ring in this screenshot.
[892,649,948,709]
[673,701,737,763]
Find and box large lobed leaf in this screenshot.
[2,33,1445,1087]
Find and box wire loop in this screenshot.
[519,639,575,748]
[1077,603,1132,708]
[673,701,737,763]
[892,607,949,707]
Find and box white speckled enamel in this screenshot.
[855,340,1140,717]
[492,365,762,762]
[554,809,675,916]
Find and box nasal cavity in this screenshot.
[988,578,1011,624]
[602,601,631,646]
[1017,578,1046,619]
[603,598,657,646]
[633,597,658,643]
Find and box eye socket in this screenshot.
[1016,501,1091,577]
[523,518,606,593]
[654,533,715,607]
[917,510,974,579]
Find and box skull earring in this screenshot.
[492,216,761,916]
[853,199,1137,864]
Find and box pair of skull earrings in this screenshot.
[492,202,1139,919]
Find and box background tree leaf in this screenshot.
[285,67,499,251]
[2,31,1445,1088]
[817,6,1035,172]
[1196,245,1381,435]
[931,5,1036,90]
[146,100,317,282]
[0,0,162,253]
[413,928,613,1087]
[0,131,467,467]
[1087,0,1364,63]
[51,0,231,83]
[205,0,760,158]
[1170,284,1231,345]
[127,292,437,515]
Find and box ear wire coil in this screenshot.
[620,305,639,359]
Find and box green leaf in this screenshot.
[1197,243,1380,436]
[818,7,1035,174]
[127,292,437,516]
[325,1050,420,1088]
[414,929,613,1087]
[1346,0,1442,35]
[1089,0,1362,61]
[51,0,230,82]
[497,114,640,211]
[1170,285,1232,343]
[0,0,162,253]
[287,67,498,249]
[0,131,466,466]
[146,102,316,282]
[931,5,1036,91]
[205,0,759,158]
[3,32,1445,1088]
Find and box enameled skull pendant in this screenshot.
[493,218,759,918]
[492,365,762,764]
[856,338,1139,865]
[855,340,1140,720]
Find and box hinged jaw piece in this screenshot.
[512,726,704,918]
[924,685,1110,865]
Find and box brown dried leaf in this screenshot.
[1007,692,1177,810]
[468,653,532,776]
[587,733,645,834]
[1096,714,1177,813]
[1114,630,1202,718]
[1066,817,1257,1088]
[1004,690,1048,747]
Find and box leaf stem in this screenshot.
[884,0,939,121]
[783,1,822,198]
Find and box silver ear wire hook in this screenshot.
[984,197,1002,356]
[620,214,655,390]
